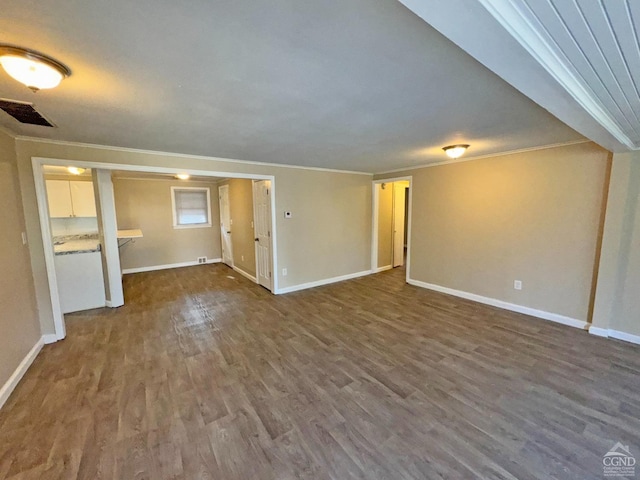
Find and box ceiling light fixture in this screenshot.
[176,173,190,180]
[442,144,470,159]
[67,167,85,175]
[0,45,71,92]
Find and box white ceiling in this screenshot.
[0,0,588,173]
[479,0,640,149]
[400,0,640,154]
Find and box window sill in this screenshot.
[172,223,212,230]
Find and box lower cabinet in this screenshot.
[54,251,106,313]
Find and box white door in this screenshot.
[393,183,406,267]
[218,185,233,267]
[253,180,272,290]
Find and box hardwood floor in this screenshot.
[1,264,639,479]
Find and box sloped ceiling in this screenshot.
[0,0,585,173]
[479,0,640,150]
[400,0,639,154]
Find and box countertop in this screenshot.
[53,233,101,255]
[117,229,143,239]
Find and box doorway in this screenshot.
[32,157,279,342]
[218,184,233,268]
[392,181,409,267]
[371,177,412,281]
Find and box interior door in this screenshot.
[253,180,272,291]
[218,185,233,267]
[393,182,406,267]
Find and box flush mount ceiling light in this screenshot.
[442,144,470,159]
[175,173,190,180]
[0,45,71,92]
[67,167,85,175]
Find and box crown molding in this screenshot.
[15,135,372,176]
[375,139,592,175]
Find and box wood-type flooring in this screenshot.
[1,264,639,479]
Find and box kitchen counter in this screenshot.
[53,233,101,255]
[117,229,143,239]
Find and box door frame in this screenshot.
[217,184,233,268]
[371,176,413,283]
[32,156,279,343]
[392,181,409,268]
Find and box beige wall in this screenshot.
[377,142,610,321]
[592,151,640,336]
[15,139,372,334]
[0,130,41,391]
[377,183,393,268]
[113,177,222,270]
[220,178,256,277]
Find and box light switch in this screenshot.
[21,232,27,245]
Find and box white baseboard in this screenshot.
[374,265,393,273]
[42,333,59,344]
[122,258,222,274]
[277,270,373,295]
[407,278,588,329]
[589,326,640,345]
[0,337,44,410]
[232,265,257,283]
[588,326,609,337]
[610,330,640,345]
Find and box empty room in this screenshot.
[1,1,639,479]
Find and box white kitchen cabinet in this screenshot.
[70,181,97,217]
[54,251,106,313]
[46,180,74,217]
[46,180,97,218]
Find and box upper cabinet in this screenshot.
[70,182,97,217]
[46,180,97,218]
[46,180,74,217]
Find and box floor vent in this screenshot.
[0,99,54,127]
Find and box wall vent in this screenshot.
[0,99,54,127]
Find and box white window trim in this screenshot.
[171,186,212,229]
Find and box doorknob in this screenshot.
[227,231,231,234]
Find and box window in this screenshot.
[171,187,212,228]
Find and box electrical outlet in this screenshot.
[282,268,288,276]
[514,280,522,290]
[198,256,207,264]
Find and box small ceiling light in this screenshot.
[67,166,85,175]
[176,173,190,180]
[0,45,71,92]
[443,144,470,159]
